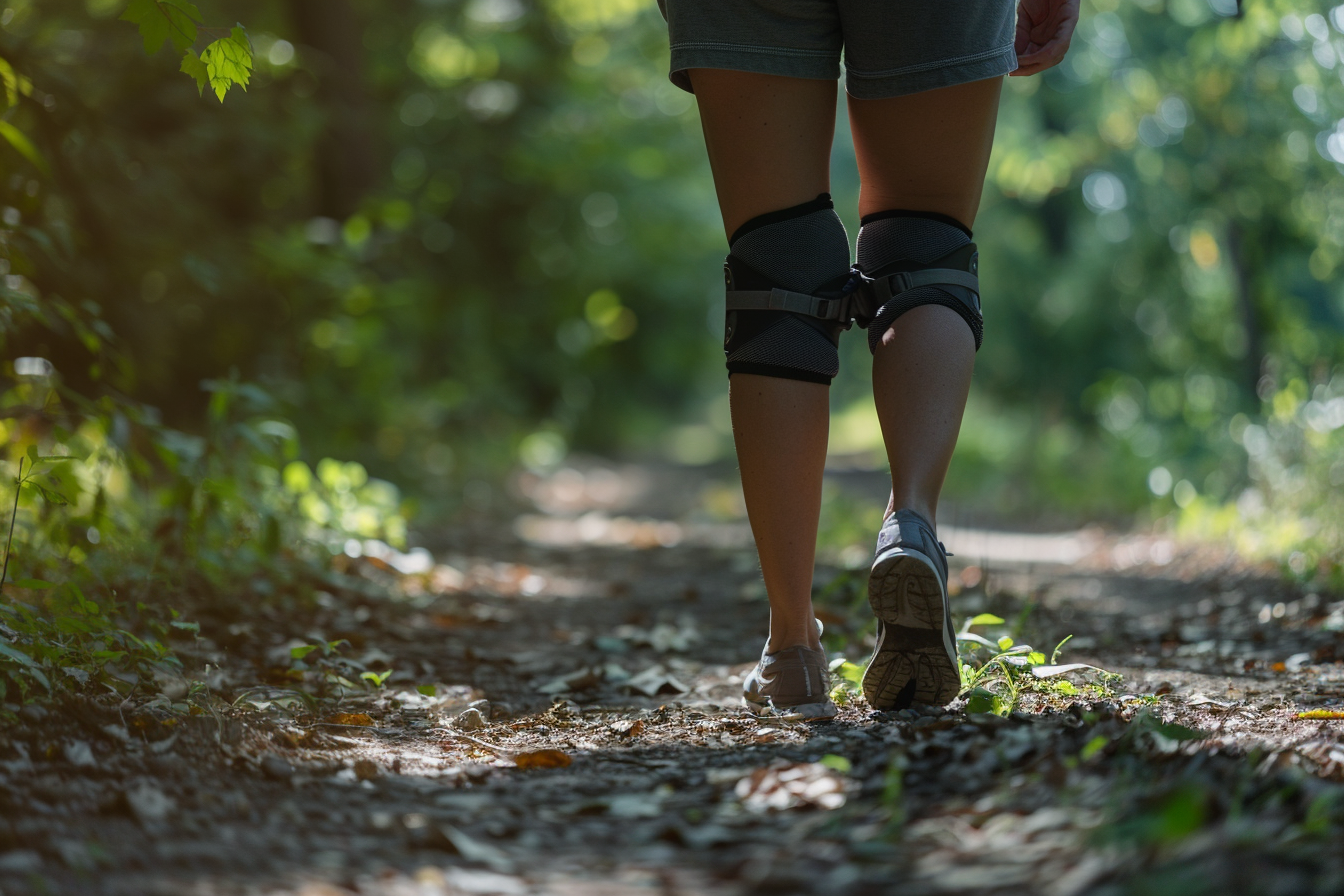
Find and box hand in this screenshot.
[1012,0,1080,76]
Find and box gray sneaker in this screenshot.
[862,509,960,709]
[742,627,838,720]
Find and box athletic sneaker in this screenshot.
[742,623,838,720]
[862,509,960,709]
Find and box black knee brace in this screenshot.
[723,194,854,385]
[854,210,983,352]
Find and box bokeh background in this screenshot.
[3,0,1344,598]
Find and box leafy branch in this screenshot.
[120,0,253,102]
[2,448,77,598]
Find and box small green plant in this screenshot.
[828,656,866,705]
[286,638,394,697]
[956,616,1117,715]
[0,579,189,705]
[1,451,190,705]
[2,448,78,594]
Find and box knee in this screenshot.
[855,210,983,353]
[722,194,854,385]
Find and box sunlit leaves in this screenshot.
[0,57,45,173]
[120,2,250,101]
[547,0,644,31]
[0,56,33,108]
[180,28,253,101]
[410,24,496,85]
[200,27,253,102]
[120,0,201,55]
[0,120,48,175]
[179,50,208,96]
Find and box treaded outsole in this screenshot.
[862,550,959,710]
[743,697,838,721]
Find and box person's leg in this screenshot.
[690,69,838,653]
[847,77,1003,525]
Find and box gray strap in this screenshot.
[878,268,979,297]
[726,288,845,321]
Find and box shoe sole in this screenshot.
[743,696,838,721]
[862,547,959,710]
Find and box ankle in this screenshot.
[887,495,936,527]
[766,624,822,654]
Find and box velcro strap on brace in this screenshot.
[725,288,849,322]
[867,269,980,307]
[726,248,980,331]
[852,243,981,329]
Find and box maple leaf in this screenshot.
[179,50,208,97]
[120,0,201,55]
[200,27,253,102]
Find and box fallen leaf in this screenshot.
[327,713,374,727]
[734,761,848,812]
[455,708,488,731]
[606,792,663,818]
[536,667,603,694]
[63,740,96,768]
[514,749,572,770]
[753,727,780,744]
[354,758,380,780]
[611,719,645,737]
[625,665,689,697]
[1031,663,1101,678]
[441,825,514,873]
[125,782,176,825]
[1271,662,1287,673]
[1296,710,1344,720]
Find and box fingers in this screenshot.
[1011,48,1065,76]
[1011,0,1079,76]
[1013,39,1070,75]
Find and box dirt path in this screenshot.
[2,462,1343,896]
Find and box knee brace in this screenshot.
[723,194,854,385]
[855,211,983,353]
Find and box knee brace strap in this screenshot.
[855,211,984,352]
[723,194,853,385]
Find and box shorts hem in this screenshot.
[844,45,1017,99]
[669,42,840,93]
[727,361,834,385]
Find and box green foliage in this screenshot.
[827,655,866,705]
[280,636,393,697]
[1175,376,1344,587]
[191,25,252,101]
[0,580,184,705]
[957,619,1118,715]
[121,0,200,54]
[121,0,252,101]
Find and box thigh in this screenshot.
[688,69,839,240]
[847,77,1003,228]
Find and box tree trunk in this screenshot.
[289,0,379,217]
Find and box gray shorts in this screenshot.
[658,0,1017,100]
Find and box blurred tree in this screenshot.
[288,0,377,215]
[0,0,1340,526]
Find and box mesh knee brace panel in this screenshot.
[857,211,983,352]
[724,195,853,384]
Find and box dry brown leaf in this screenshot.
[354,758,380,780]
[611,719,645,737]
[328,713,374,727]
[514,749,572,770]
